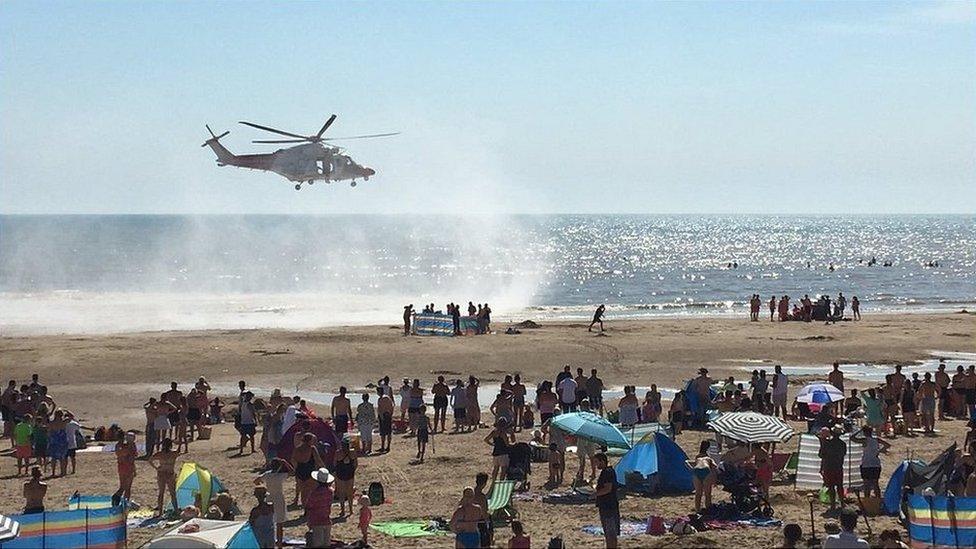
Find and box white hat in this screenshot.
[311,467,334,484]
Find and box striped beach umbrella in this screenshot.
[0,513,21,543]
[708,411,795,443]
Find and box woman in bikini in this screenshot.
[290,432,323,508]
[149,437,181,516]
[114,431,138,505]
[685,440,718,512]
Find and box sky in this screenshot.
[1,0,974,214]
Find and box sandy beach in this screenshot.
[1,312,974,547]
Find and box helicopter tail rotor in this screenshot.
[202,125,230,147]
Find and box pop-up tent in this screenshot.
[613,431,692,494]
[175,463,230,511]
[277,416,341,467]
[144,519,259,549]
[883,444,956,516]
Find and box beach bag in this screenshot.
[197,426,212,440]
[646,515,666,535]
[368,481,385,506]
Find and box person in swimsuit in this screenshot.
[290,432,323,507]
[333,441,358,517]
[450,487,485,549]
[484,418,513,482]
[432,376,450,433]
[916,372,938,434]
[511,375,527,430]
[46,409,69,477]
[901,382,918,437]
[148,437,180,516]
[685,440,717,512]
[331,387,352,436]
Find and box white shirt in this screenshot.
[860,437,881,468]
[557,378,578,403]
[822,531,869,548]
[65,420,81,450]
[282,404,299,435]
[450,387,466,408]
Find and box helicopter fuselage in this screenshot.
[205,139,375,184]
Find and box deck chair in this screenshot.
[487,480,518,524]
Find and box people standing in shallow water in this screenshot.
[768,296,776,321]
[588,304,606,332]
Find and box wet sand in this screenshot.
[1,312,974,547]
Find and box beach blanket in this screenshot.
[581,520,646,537]
[542,489,593,505]
[370,521,450,538]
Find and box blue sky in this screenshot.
[1,0,973,214]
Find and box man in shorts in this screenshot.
[161,382,183,440]
[772,365,789,419]
[819,427,847,511]
[376,388,394,453]
[331,387,352,435]
[935,362,951,420]
[14,414,34,475]
[450,380,467,433]
[586,369,605,417]
[594,452,619,548]
[917,372,938,434]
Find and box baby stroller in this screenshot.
[717,465,773,517]
[507,442,532,491]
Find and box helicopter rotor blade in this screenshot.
[315,114,337,139]
[321,132,400,141]
[238,121,308,140]
[252,139,308,144]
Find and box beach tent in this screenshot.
[175,462,230,511]
[883,460,925,516]
[883,445,957,517]
[614,431,693,493]
[144,519,259,549]
[0,506,126,549]
[907,494,976,548]
[794,433,863,491]
[277,416,341,467]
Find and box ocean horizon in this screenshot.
[2,214,973,335]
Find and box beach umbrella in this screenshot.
[0,513,21,543]
[550,412,631,450]
[707,411,795,444]
[795,383,845,405]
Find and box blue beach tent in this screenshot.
[614,431,693,493]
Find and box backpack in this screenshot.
[368,481,385,506]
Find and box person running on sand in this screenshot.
[377,387,394,452]
[686,440,717,512]
[432,376,450,433]
[149,437,180,516]
[450,487,484,549]
[588,304,606,332]
[23,466,47,514]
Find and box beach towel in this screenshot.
[370,521,450,538]
[581,520,646,538]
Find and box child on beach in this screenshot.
[522,404,535,430]
[547,442,564,486]
[508,520,530,548]
[416,405,431,462]
[358,494,372,544]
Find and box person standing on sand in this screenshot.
[161,382,183,441]
[248,486,276,549]
[14,414,33,476]
[356,394,375,454]
[772,365,789,419]
[686,440,717,512]
[670,391,686,435]
[398,379,411,423]
[557,373,578,413]
[936,362,951,420]
[588,304,606,332]
[331,387,352,435]
[432,376,450,432]
[485,418,513,481]
[829,363,845,393]
[449,487,484,549]
[113,431,137,505]
[149,437,180,516]
[512,375,527,429]
[23,466,47,514]
[851,296,860,320]
[593,452,619,549]
[466,376,481,429]
[819,427,847,511]
[450,380,467,433]
[917,372,938,434]
[291,432,324,508]
[306,468,334,548]
[587,369,605,417]
[333,440,357,517]
[237,392,257,455]
[255,458,292,548]
[402,304,413,336]
[769,296,776,321]
[416,405,432,462]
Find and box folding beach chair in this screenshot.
[487,480,518,524]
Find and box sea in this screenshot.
[1,214,973,335]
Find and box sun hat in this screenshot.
[311,467,335,484]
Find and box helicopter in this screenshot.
[202,115,397,190]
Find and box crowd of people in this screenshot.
[402,301,493,335]
[748,292,860,322]
[5,354,976,549]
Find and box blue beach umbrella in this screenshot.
[795,383,845,405]
[550,412,631,450]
